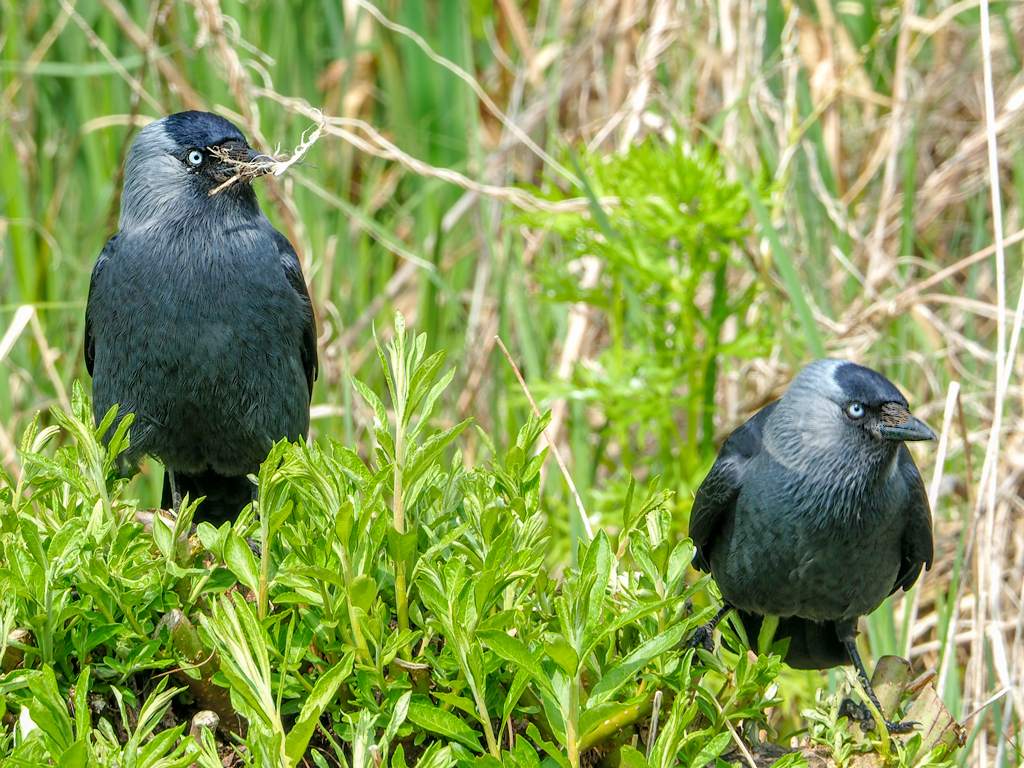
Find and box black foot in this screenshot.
[686,623,717,653]
[839,636,919,735]
[685,604,732,652]
[839,698,918,734]
[839,698,875,733]
[886,720,919,735]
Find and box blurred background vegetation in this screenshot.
[1,0,1022,763]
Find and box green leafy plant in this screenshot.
[526,140,776,517]
[0,316,953,768]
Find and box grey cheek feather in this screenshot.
[119,126,196,231]
[120,156,194,230]
[763,392,845,472]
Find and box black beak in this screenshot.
[209,141,273,185]
[246,148,273,164]
[875,411,936,442]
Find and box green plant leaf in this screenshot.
[543,632,579,677]
[407,697,484,753]
[477,629,558,703]
[691,731,732,768]
[525,723,570,768]
[588,621,689,705]
[225,531,260,594]
[619,745,650,768]
[285,653,354,766]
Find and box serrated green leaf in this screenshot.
[387,527,418,568]
[407,350,446,416]
[406,418,472,479]
[331,443,374,488]
[581,531,613,644]
[352,376,388,427]
[477,630,559,705]
[290,564,347,591]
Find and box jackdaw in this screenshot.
[85,111,318,526]
[687,359,934,733]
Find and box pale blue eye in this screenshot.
[847,402,865,419]
[187,150,204,166]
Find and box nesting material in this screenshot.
[208,111,325,197]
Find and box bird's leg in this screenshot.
[840,638,917,735]
[167,469,183,514]
[686,603,733,652]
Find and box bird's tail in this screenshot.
[736,610,853,669]
[161,468,254,528]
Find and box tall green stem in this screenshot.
[567,671,581,768]
[393,348,410,659]
[339,549,371,665]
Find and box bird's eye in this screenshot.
[187,150,204,166]
[846,402,866,419]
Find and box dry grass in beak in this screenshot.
[207,113,326,197]
[206,147,276,196]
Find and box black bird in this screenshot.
[687,359,934,733]
[85,111,318,526]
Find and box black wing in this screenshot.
[689,400,778,572]
[890,443,934,595]
[274,230,318,398]
[84,235,118,377]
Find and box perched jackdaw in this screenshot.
[687,359,934,733]
[85,111,318,526]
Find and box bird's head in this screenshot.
[762,359,934,476]
[119,111,270,229]
[776,359,935,454]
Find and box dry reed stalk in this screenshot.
[100,0,202,108]
[496,335,594,542]
[865,0,915,290]
[543,256,603,485]
[902,381,961,661]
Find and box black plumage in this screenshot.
[687,359,934,731]
[85,111,317,525]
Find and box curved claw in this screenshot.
[839,698,918,735]
[885,719,920,735]
[685,604,732,654]
[839,698,876,733]
[686,624,717,653]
